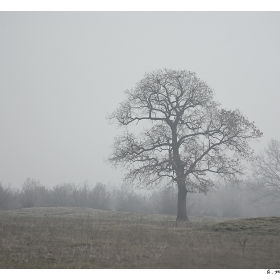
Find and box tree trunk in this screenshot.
[176,184,189,221]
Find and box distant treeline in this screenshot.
[0,178,279,218]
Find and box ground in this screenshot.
[0,207,279,268]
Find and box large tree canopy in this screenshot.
[108,69,262,220]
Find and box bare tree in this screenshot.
[0,182,17,210]
[250,139,280,204]
[108,69,262,221]
[88,182,112,210]
[20,177,41,208]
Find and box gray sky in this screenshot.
[0,12,280,188]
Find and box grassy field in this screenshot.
[0,207,279,268]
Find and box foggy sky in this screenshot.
[0,12,280,188]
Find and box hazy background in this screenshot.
[0,12,280,189]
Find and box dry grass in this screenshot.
[0,207,279,268]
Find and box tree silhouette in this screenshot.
[251,139,280,204]
[108,69,262,221]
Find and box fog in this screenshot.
[1,12,280,188]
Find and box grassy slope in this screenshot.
[0,207,279,268]
[199,216,280,235]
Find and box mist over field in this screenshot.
[1,8,280,270]
[1,12,280,189]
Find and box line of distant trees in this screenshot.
[1,138,280,218]
[1,176,280,218]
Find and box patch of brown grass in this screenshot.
[0,207,279,268]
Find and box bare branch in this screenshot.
[108,68,262,198]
